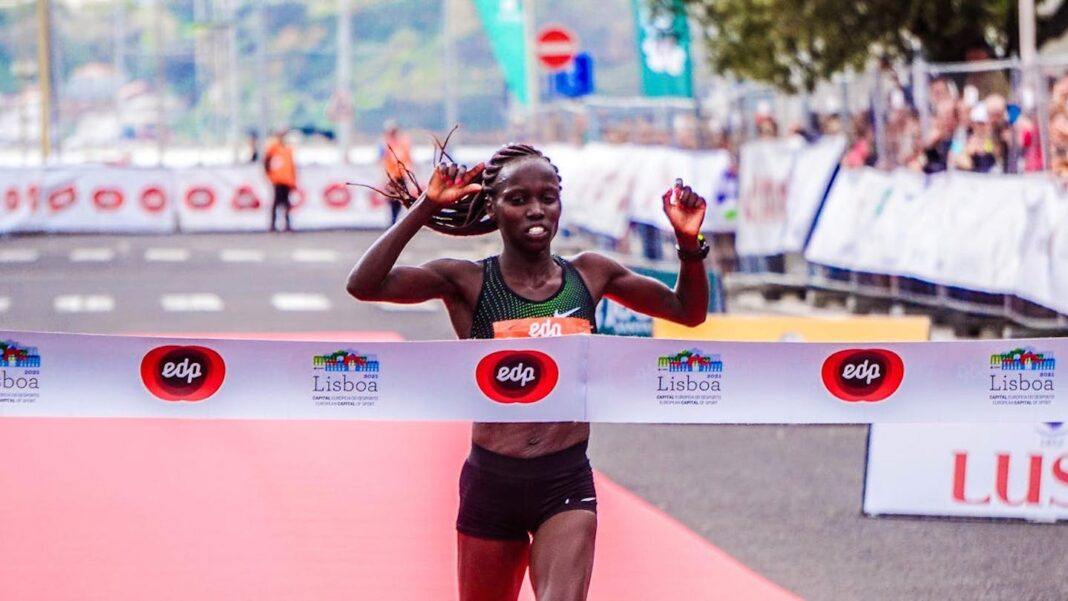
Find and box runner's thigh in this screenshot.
[529,510,596,601]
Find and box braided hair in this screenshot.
[372,140,561,237]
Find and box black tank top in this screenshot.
[468,255,598,339]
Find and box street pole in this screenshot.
[442,0,458,129]
[1020,0,1037,67]
[154,0,167,165]
[113,0,127,149]
[36,0,54,162]
[226,0,240,162]
[255,3,270,145]
[336,0,353,163]
[523,0,539,140]
[1019,0,1048,170]
[912,58,929,141]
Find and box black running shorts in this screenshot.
[456,440,597,541]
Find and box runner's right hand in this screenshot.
[425,162,484,206]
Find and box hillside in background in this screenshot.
[0,0,646,145]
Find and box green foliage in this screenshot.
[679,0,1067,93]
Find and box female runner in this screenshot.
[347,143,709,601]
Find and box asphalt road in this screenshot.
[1,230,1065,600]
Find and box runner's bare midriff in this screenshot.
[472,422,590,458]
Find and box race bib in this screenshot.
[493,317,592,339]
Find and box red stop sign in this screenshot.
[536,25,579,72]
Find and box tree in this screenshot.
[678,0,1068,92]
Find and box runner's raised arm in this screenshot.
[573,180,709,327]
[345,163,484,303]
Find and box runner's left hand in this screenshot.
[662,179,707,240]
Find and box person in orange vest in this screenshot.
[379,119,412,224]
[264,128,297,232]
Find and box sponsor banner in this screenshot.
[558,143,642,239]
[781,136,846,252]
[865,422,1068,522]
[596,299,654,337]
[0,332,586,422]
[805,169,1068,314]
[654,314,932,342]
[472,0,529,105]
[628,148,730,232]
[0,168,41,234]
[708,165,739,234]
[548,143,731,238]
[631,0,694,98]
[5,166,176,233]
[3,331,1065,423]
[1014,184,1068,315]
[174,166,273,232]
[288,165,391,230]
[0,146,733,237]
[736,136,845,256]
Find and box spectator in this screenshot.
[245,131,259,164]
[984,94,1013,172]
[1050,111,1068,178]
[914,99,958,174]
[842,114,876,168]
[756,114,778,139]
[264,128,297,233]
[1016,113,1043,172]
[956,104,1000,173]
[379,120,413,225]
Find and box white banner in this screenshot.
[174,166,273,232]
[781,136,846,251]
[0,146,732,237]
[0,168,40,234]
[1,331,1065,423]
[5,166,177,234]
[558,143,641,239]
[1014,186,1068,315]
[806,168,1068,315]
[289,165,391,230]
[736,136,845,256]
[865,422,1068,522]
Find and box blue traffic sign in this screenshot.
[553,52,594,98]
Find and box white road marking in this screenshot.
[292,248,339,263]
[0,248,39,263]
[70,247,115,262]
[0,297,9,313]
[220,248,266,263]
[161,293,224,312]
[271,293,332,311]
[145,247,190,262]
[54,294,115,313]
[376,301,438,313]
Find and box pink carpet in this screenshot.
[0,331,796,599]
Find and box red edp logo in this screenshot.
[141,345,226,402]
[475,350,559,405]
[821,348,904,402]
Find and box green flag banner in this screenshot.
[473,0,529,106]
[631,0,693,97]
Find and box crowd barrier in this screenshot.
[806,168,1068,318]
[736,136,846,256]
[0,164,392,234]
[0,144,733,236]
[867,422,1068,522]
[0,330,1064,423]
